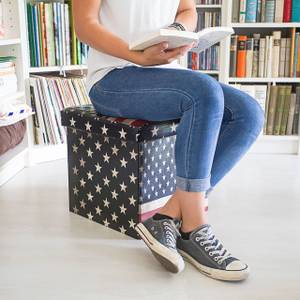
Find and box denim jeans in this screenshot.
[89,66,265,196]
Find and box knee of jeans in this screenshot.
[242,95,265,135]
[183,73,224,115]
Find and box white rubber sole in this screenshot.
[135,223,184,274]
[178,249,250,281]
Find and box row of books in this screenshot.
[232,0,300,23]
[26,1,88,68]
[230,30,300,78]
[0,56,17,97]
[195,11,221,31]
[195,0,222,5]
[188,45,220,70]
[232,84,300,135]
[29,74,91,145]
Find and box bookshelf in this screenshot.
[0,0,30,186]
[0,0,299,187]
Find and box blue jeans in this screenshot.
[89,66,265,195]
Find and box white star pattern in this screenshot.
[79,136,85,145]
[171,122,178,132]
[87,148,93,158]
[85,122,92,131]
[103,153,110,163]
[103,198,110,208]
[95,184,102,194]
[111,168,119,178]
[95,163,102,173]
[95,141,102,150]
[101,124,108,135]
[151,126,159,136]
[111,145,119,155]
[73,206,79,214]
[80,178,86,187]
[72,144,78,153]
[119,128,127,139]
[87,171,94,180]
[129,149,138,160]
[79,158,86,167]
[73,166,79,175]
[70,117,76,127]
[87,212,93,220]
[119,182,127,192]
[119,204,127,215]
[73,186,79,195]
[95,206,102,215]
[103,176,110,186]
[87,192,94,201]
[129,173,138,184]
[111,212,118,222]
[120,157,128,168]
[103,218,110,227]
[129,195,137,206]
[119,226,126,234]
[128,219,136,228]
[111,189,119,200]
[80,199,86,209]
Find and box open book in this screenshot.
[129,26,234,53]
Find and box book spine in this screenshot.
[273,86,287,135]
[265,0,275,22]
[232,0,240,22]
[266,85,278,134]
[259,38,266,77]
[239,0,247,22]
[290,28,296,77]
[280,86,292,135]
[279,38,287,77]
[283,0,292,22]
[256,0,262,21]
[246,38,254,77]
[286,93,297,135]
[292,87,300,135]
[252,34,260,77]
[293,33,299,77]
[275,0,284,22]
[292,0,300,21]
[246,0,258,22]
[237,35,247,77]
[230,35,238,77]
[285,38,291,77]
[261,0,266,22]
[271,31,281,77]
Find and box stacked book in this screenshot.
[29,74,91,145]
[26,1,88,68]
[232,84,300,135]
[196,10,221,30]
[0,56,17,97]
[232,0,300,22]
[196,0,222,4]
[230,30,300,78]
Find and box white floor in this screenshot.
[1,153,300,300]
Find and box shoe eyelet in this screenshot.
[200,242,204,246]
[205,247,209,251]
[195,237,200,242]
[214,257,218,261]
[218,260,222,265]
[209,251,213,256]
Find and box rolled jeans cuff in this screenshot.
[176,174,211,192]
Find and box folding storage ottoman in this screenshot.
[61,105,180,239]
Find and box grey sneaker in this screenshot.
[177,224,250,281]
[135,217,185,273]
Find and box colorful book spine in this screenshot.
[237,36,247,77]
[265,0,275,22]
[245,0,258,22]
[283,0,292,22]
[291,0,300,22]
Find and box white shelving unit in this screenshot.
[1,0,299,186]
[0,0,30,186]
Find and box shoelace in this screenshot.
[195,226,232,265]
[163,221,178,249]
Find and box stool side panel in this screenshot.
[66,127,140,239]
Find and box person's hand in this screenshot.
[135,41,196,66]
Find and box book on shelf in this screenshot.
[232,0,300,22]
[29,74,91,145]
[26,0,89,68]
[129,27,234,54]
[230,30,300,78]
[0,56,17,97]
[231,83,300,135]
[188,45,220,70]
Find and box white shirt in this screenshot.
[85,0,185,94]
